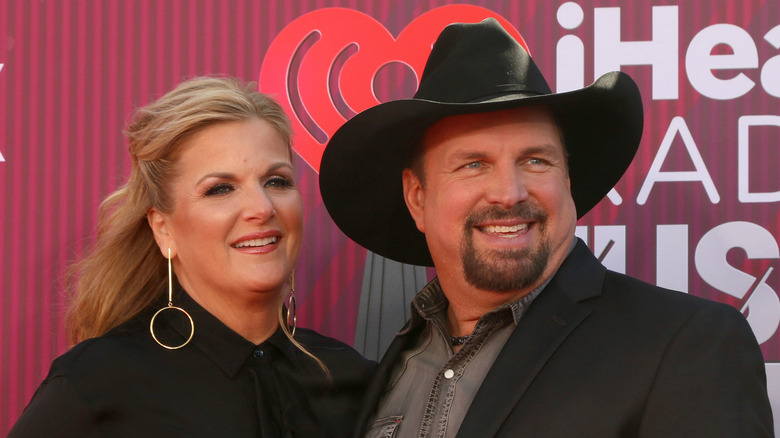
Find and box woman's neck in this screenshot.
[184,285,281,345]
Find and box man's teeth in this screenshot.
[233,236,278,248]
[481,224,528,234]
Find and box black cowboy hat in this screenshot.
[319,18,643,267]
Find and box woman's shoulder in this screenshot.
[295,328,366,356]
[46,318,152,381]
[294,328,377,373]
[45,338,101,379]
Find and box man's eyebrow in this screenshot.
[451,151,489,160]
[521,144,561,156]
[450,144,561,160]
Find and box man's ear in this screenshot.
[402,168,426,233]
[147,208,175,258]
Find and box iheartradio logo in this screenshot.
[259,6,525,172]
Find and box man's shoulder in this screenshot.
[603,268,723,305]
[598,269,748,328]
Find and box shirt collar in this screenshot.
[164,289,302,377]
[399,237,579,335]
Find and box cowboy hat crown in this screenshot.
[415,18,551,104]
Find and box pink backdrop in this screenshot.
[1,0,778,434]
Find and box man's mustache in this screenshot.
[465,203,548,229]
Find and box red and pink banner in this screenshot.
[1,0,778,434]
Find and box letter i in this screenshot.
[556,2,585,92]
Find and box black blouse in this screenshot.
[8,291,376,437]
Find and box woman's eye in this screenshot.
[204,183,235,196]
[265,176,294,189]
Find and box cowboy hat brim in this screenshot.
[320,71,643,267]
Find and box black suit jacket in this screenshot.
[355,239,773,437]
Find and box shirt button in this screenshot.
[253,348,264,359]
[444,369,455,379]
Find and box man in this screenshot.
[319,18,773,437]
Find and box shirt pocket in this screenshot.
[364,415,403,438]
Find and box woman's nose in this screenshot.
[243,186,276,222]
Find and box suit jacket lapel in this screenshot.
[456,239,605,438]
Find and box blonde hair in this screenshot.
[66,76,325,371]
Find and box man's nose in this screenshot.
[484,165,529,207]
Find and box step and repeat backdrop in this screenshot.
[1,0,778,434]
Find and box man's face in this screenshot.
[402,106,577,297]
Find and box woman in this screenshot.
[9,76,375,437]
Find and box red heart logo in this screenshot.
[259,6,526,172]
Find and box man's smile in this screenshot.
[478,223,530,237]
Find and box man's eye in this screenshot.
[464,161,483,169]
[265,176,294,189]
[527,158,550,166]
[204,183,235,196]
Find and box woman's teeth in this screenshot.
[232,236,278,248]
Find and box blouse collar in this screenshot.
[163,289,303,377]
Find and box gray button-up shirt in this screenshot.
[366,278,546,438]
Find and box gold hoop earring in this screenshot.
[150,248,195,349]
[285,270,297,337]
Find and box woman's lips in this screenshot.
[231,236,279,248]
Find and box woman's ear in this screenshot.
[147,208,175,257]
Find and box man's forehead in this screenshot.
[421,106,564,154]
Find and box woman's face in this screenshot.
[150,118,302,302]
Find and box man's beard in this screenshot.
[460,203,550,292]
